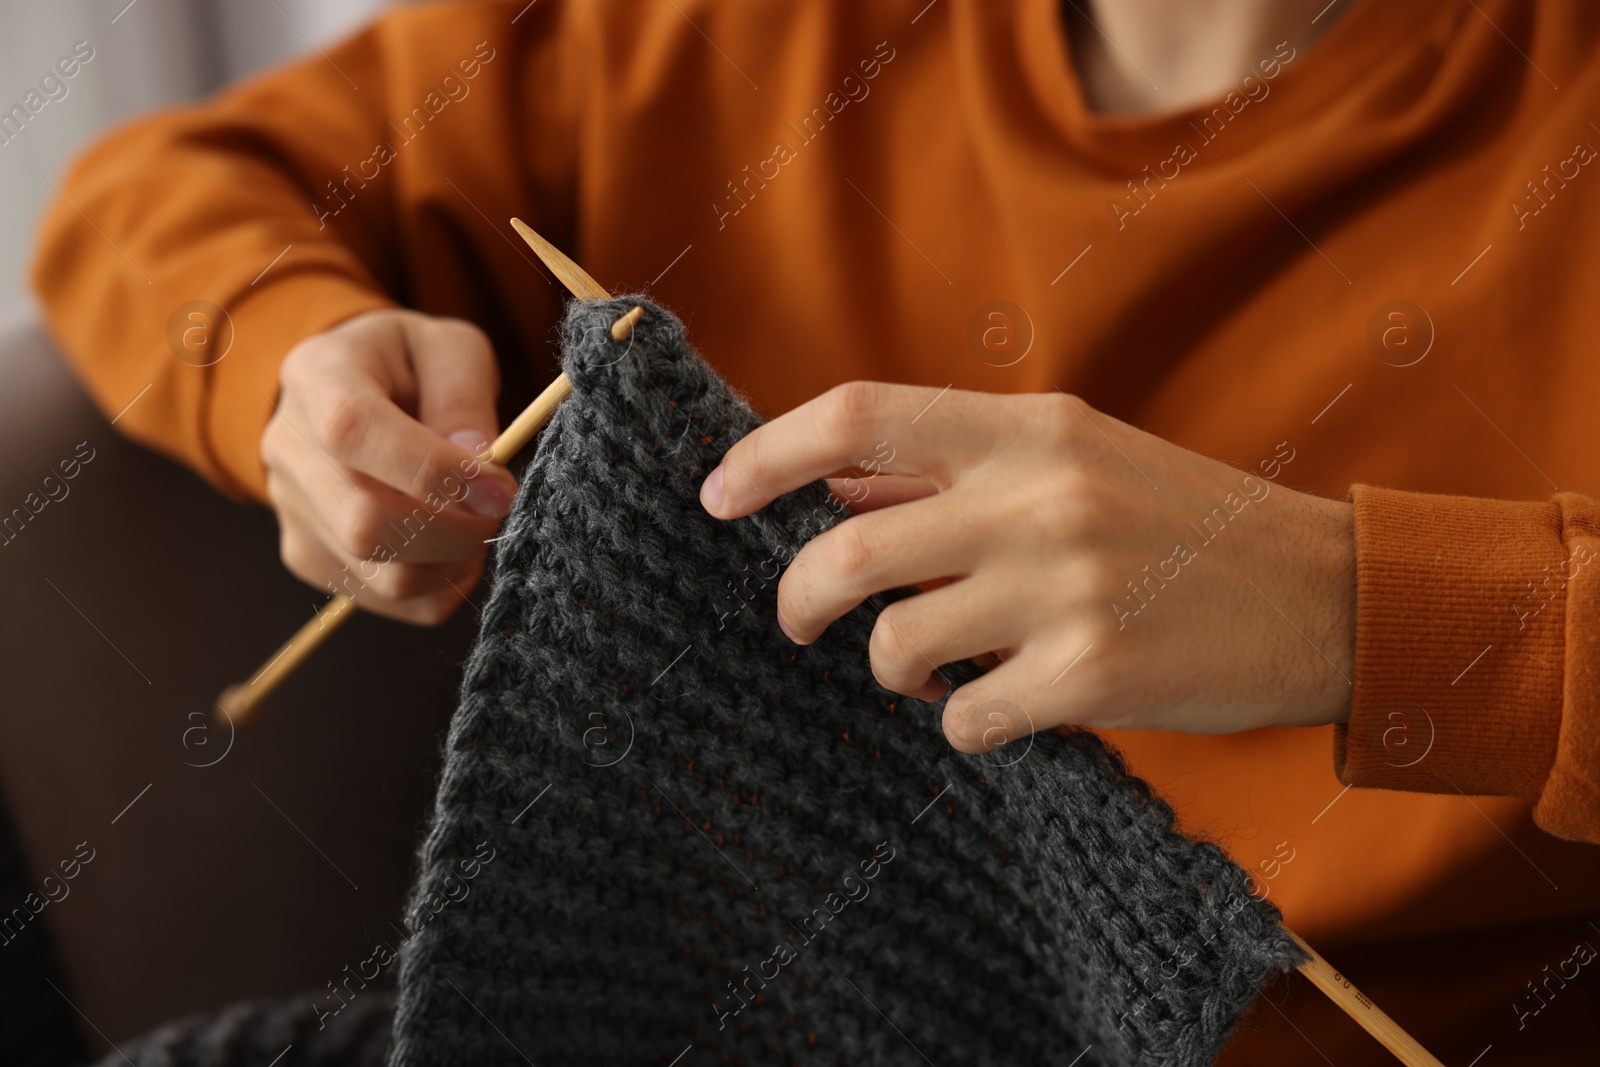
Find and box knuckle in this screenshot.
[869,606,923,689]
[420,454,466,500]
[1032,471,1094,535]
[332,497,391,559]
[385,501,428,542]
[1034,392,1084,449]
[825,380,885,437]
[335,307,402,336]
[1044,389,1083,417]
[433,316,491,349]
[829,517,882,584]
[279,331,349,391]
[1018,461,1105,543]
[431,317,499,375]
[315,393,371,460]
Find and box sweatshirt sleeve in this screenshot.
[29,2,575,502]
[1335,484,1600,843]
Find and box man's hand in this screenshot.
[699,383,1355,753]
[262,309,519,624]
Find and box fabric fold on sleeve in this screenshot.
[30,11,440,501]
[1336,483,1600,843]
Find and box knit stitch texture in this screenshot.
[385,295,1303,1067]
[93,294,1303,1067]
[94,995,394,1066]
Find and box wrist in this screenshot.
[1282,492,1356,727]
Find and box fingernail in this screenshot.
[700,465,725,513]
[448,429,491,456]
[777,613,800,644]
[464,475,513,519]
[956,714,979,750]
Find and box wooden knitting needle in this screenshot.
[216,222,634,724]
[1285,928,1444,1066]
[510,218,612,300]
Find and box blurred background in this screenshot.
[0,0,407,323]
[0,3,485,1058]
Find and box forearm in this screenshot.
[28,4,548,501]
[30,41,409,499]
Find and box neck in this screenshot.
[1067,0,1353,115]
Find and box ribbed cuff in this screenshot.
[205,272,394,502]
[1334,484,1565,799]
[1536,495,1600,840]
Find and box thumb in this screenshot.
[406,316,503,456]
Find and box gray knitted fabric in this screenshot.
[96,294,1302,1067]
[97,995,393,1066]
[386,295,1303,1067]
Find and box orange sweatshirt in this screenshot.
[31,0,1600,1060]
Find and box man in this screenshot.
[33,0,1600,1060]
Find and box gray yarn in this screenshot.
[94,294,1301,1067]
[95,994,393,1066]
[387,295,1303,1067]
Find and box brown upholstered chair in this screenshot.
[0,310,476,1053]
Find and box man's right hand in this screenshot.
[261,309,519,625]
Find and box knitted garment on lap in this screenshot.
[383,295,1305,1067]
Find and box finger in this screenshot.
[326,477,503,566]
[272,404,503,564]
[349,478,503,564]
[865,581,1019,700]
[940,647,1068,755]
[778,491,979,643]
[311,506,486,606]
[340,554,484,626]
[275,500,337,594]
[703,382,989,519]
[302,454,503,566]
[275,490,484,625]
[317,387,518,520]
[826,474,939,514]
[405,317,503,452]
